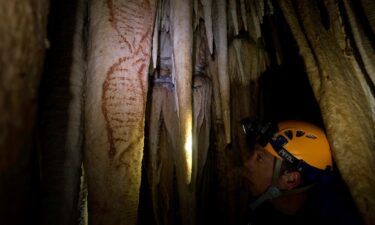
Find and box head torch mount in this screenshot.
[241,118,278,147]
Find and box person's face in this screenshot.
[244,144,275,196]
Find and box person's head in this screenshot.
[243,120,333,198]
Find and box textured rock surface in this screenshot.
[0,0,49,224]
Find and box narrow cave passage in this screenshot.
[137,5,328,225]
[259,7,323,127]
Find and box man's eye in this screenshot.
[256,152,263,162]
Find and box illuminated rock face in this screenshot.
[84,1,156,224]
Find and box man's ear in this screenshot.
[278,170,301,190]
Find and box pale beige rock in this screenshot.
[84,1,156,224]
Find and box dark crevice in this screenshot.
[260,1,324,127]
[337,0,375,99]
[317,0,330,30]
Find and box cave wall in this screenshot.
[0,0,49,225]
[1,0,375,225]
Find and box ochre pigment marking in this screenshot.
[102,57,149,159]
[106,0,154,55]
[102,0,154,160]
[107,0,132,52]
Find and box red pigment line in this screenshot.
[103,60,146,159]
[102,57,129,158]
[106,0,133,52]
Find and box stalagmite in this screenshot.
[229,0,239,35]
[202,0,214,54]
[213,0,231,144]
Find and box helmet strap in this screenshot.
[248,158,283,210]
[248,185,281,210]
[271,158,283,185]
[248,158,316,211]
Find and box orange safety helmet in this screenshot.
[242,119,334,210]
[264,120,333,171]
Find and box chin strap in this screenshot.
[248,158,316,211]
[248,158,283,210]
[248,185,282,210]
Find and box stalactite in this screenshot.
[259,0,265,23]
[161,0,170,33]
[152,2,161,69]
[324,1,347,58]
[342,0,375,86]
[249,0,262,38]
[228,37,268,159]
[233,41,246,84]
[266,0,274,14]
[229,0,239,35]
[240,0,248,31]
[201,0,214,54]
[169,1,195,225]
[207,54,222,120]
[192,22,212,189]
[213,0,231,144]
[359,0,375,34]
[170,0,193,185]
